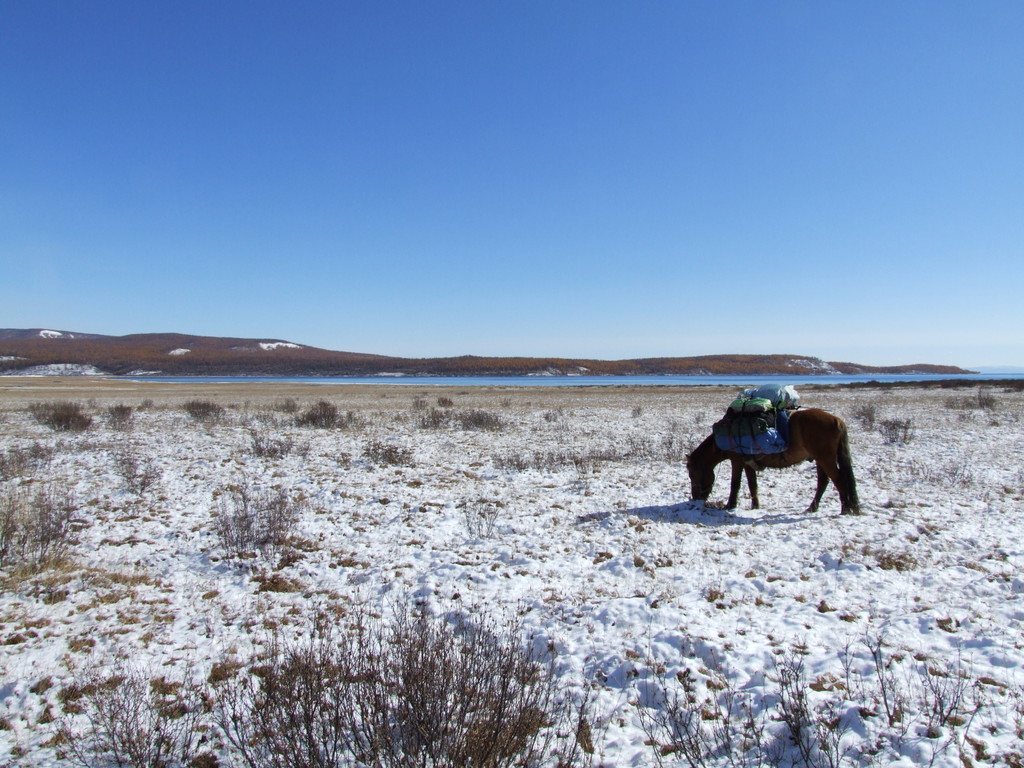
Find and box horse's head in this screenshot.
[685,450,715,502]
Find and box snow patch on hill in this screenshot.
[785,357,839,373]
[0,363,104,376]
[167,348,191,356]
[259,342,302,351]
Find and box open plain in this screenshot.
[1,377,1023,766]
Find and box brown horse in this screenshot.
[686,408,861,514]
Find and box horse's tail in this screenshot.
[838,421,861,513]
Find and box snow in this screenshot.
[1,382,1023,766]
[0,364,104,377]
[37,330,65,339]
[167,348,191,356]
[258,342,301,351]
[786,357,840,373]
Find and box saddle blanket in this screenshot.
[712,408,790,455]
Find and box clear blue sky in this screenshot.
[2,2,1022,367]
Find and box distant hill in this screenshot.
[0,328,976,377]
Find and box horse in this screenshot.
[686,408,861,514]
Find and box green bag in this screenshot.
[728,397,773,414]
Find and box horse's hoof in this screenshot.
[841,508,863,516]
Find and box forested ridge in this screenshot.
[0,329,974,376]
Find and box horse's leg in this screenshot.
[837,426,861,514]
[727,460,743,510]
[745,465,759,509]
[806,463,830,512]
[811,450,859,514]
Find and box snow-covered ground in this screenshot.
[1,380,1023,766]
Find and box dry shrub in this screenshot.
[182,400,225,423]
[214,485,304,559]
[295,400,360,429]
[29,401,93,432]
[296,400,339,428]
[248,428,296,459]
[946,388,999,412]
[216,607,588,768]
[113,450,160,496]
[853,404,877,430]
[273,398,299,414]
[456,409,506,431]
[0,442,54,481]
[0,483,77,569]
[417,407,450,429]
[494,447,626,474]
[879,418,915,444]
[905,457,975,488]
[462,500,503,538]
[57,665,208,768]
[875,550,918,572]
[362,439,414,467]
[639,637,984,767]
[105,404,134,431]
[418,408,504,431]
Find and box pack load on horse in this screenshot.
[711,384,800,455]
[688,384,861,514]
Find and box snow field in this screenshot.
[1,381,1023,766]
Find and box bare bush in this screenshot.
[863,632,910,732]
[417,407,451,429]
[659,430,691,463]
[296,400,360,429]
[976,388,999,411]
[905,457,975,488]
[182,400,225,423]
[462,500,503,538]
[362,439,414,467]
[494,450,564,472]
[216,607,588,768]
[0,483,77,569]
[946,388,999,412]
[879,418,914,444]
[918,660,975,739]
[213,485,304,559]
[273,397,299,414]
[105,404,134,431]
[638,664,771,768]
[248,427,296,459]
[296,400,338,428]
[456,409,506,431]
[494,448,616,474]
[29,400,93,432]
[0,442,54,481]
[852,404,877,430]
[57,665,208,768]
[774,653,852,768]
[493,451,531,471]
[113,450,161,496]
